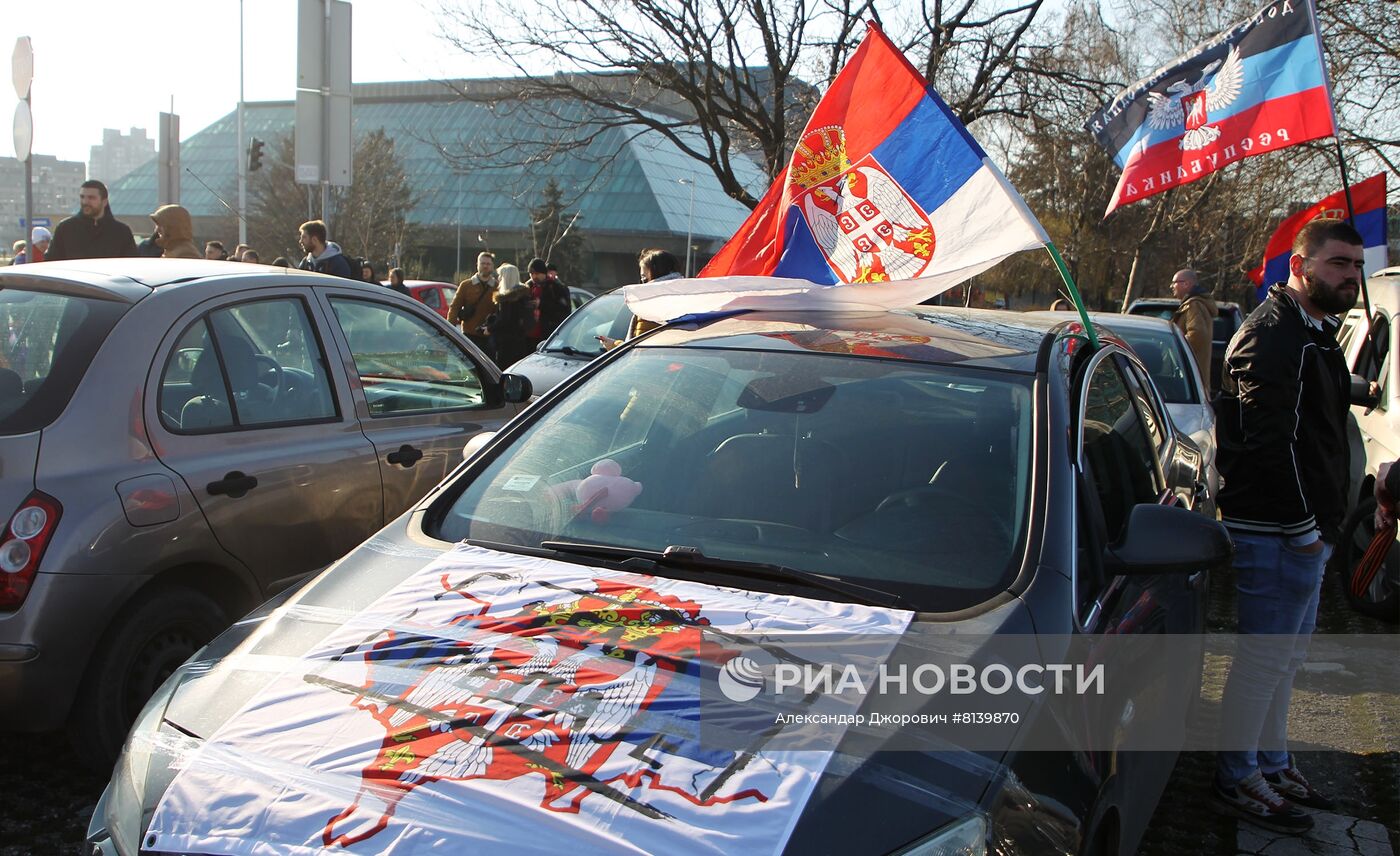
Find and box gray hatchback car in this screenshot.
[0,259,525,761]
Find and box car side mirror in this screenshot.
[1350,373,1380,408]
[1104,503,1233,576]
[462,431,497,461]
[501,373,533,404]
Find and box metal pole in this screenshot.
[683,176,694,277]
[320,0,331,230]
[237,0,247,245]
[22,88,32,246]
[455,173,462,276]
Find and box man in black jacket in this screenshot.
[1212,219,1364,833]
[296,220,354,278]
[45,180,136,261]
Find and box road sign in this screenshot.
[11,37,32,100]
[18,217,50,229]
[13,100,31,161]
[294,0,352,187]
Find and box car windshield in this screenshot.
[541,292,629,358]
[0,288,128,435]
[434,346,1034,610]
[1114,326,1198,404]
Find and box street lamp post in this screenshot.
[679,176,695,277]
[237,0,246,244]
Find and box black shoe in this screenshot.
[1264,765,1336,811]
[1213,772,1314,834]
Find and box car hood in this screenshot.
[506,350,593,395]
[130,533,1033,854]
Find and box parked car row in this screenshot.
[0,259,531,762]
[83,302,1229,856]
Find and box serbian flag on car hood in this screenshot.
[1247,173,1389,294]
[624,22,1047,324]
[1087,0,1337,216]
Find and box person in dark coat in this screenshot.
[296,220,354,278]
[45,180,136,261]
[386,267,411,296]
[1212,218,1364,833]
[534,259,572,340]
[487,263,536,369]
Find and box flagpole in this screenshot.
[1307,0,1371,320]
[1045,242,1099,349]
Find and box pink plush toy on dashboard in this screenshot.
[551,459,643,523]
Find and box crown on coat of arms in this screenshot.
[790,126,852,190]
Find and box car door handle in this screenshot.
[387,444,424,468]
[207,471,258,498]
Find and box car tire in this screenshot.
[67,586,227,767]
[1331,496,1400,624]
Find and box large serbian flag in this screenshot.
[1247,173,1389,293]
[1087,0,1337,216]
[625,22,1047,323]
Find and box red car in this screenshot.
[384,280,456,319]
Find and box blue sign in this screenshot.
[18,217,51,229]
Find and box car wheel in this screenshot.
[1331,495,1400,623]
[67,586,227,767]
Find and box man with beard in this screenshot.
[1212,219,1364,833]
[45,180,136,261]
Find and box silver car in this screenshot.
[1030,311,1219,511]
[0,259,527,761]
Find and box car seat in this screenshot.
[694,433,841,531]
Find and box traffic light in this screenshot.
[247,137,265,172]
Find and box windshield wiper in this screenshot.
[544,345,595,357]
[541,541,905,609]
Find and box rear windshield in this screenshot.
[434,346,1034,611]
[1114,326,1198,404]
[0,289,128,435]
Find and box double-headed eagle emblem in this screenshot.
[1145,46,1244,150]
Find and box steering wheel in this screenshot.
[672,518,810,545]
[251,354,283,400]
[873,484,1009,540]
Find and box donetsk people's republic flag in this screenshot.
[1247,173,1389,293]
[627,23,1047,322]
[1087,0,1337,216]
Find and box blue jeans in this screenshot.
[1216,533,1330,786]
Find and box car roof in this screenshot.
[1028,310,1183,335]
[642,306,1086,373]
[1129,297,1241,310]
[0,258,392,303]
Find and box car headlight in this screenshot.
[892,815,987,855]
[101,669,194,856]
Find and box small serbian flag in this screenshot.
[625,22,1047,323]
[1087,0,1337,216]
[1247,173,1389,294]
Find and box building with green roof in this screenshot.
[107,79,768,289]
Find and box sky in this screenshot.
[3,0,518,166]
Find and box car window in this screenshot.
[1081,357,1161,542]
[158,318,234,431]
[1116,327,1197,404]
[1128,305,1175,322]
[159,298,337,432]
[0,288,127,435]
[1355,313,1390,386]
[540,293,630,359]
[434,347,1034,611]
[1120,357,1169,459]
[1212,311,1237,343]
[420,288,442,310]
[330,298,486,416]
